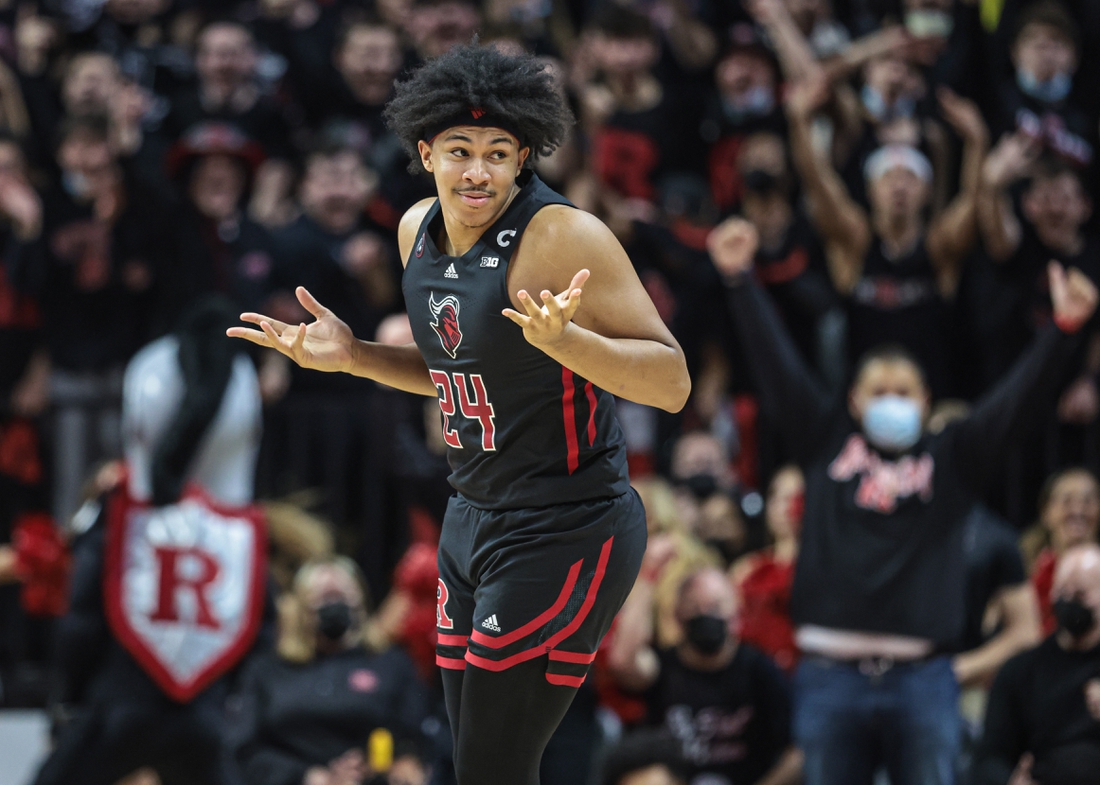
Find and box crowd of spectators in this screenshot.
[1,0,1100,783]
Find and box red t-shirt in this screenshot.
[738,554,798,672]
[1031,547,1058,636]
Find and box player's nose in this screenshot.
[463,158,491,184]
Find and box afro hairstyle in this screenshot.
[383,43,573,174]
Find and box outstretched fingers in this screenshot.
[226,325,274,347]
[502,308,532,328]
[296,286,330,319]
[238,311,290,332]
[516,290,546,320]
[259,319,303,357]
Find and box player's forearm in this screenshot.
[345,341,436,396]
[536,324,690,413]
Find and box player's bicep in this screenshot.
[561,216,678,347]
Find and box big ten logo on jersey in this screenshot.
[437,578,454,630]
[429,370,497,451]
[480,255,499,268]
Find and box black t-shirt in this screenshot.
[994,81,1094,170]
[0,243,39,395]
[176,210,279,314]
[163,90,293,159]
[956,504,1027,653]
[975,636,1100,785]
[1006,229,1100,338]
[697,91,787,214]
[753,212,838,370]
[727,278,1074,643]
[269,213,400,392]
[847,236,953,397]
[644,645,791,785]
[231,647,430,785]
[6,178,177,372]
[591,86,698,201]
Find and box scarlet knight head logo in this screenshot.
[429,293,462,358]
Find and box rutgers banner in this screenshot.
[103,484,267,702]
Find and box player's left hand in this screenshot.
[503,269,589,348]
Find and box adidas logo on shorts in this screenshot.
[480,614,501,632]
[444,263,458,279]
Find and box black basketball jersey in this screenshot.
[402,171,631,510]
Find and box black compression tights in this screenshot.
[442,659,579,785]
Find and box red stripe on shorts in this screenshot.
[436,655,468,670]
[469,558,583,649]
[549,649,598,664]
[545,673,586,688]
[465,536,615,672]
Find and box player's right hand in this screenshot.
[707,217,759,280]
[227,286,358,374]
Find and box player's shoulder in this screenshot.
[397,197,438,266]
[524,203,618,255]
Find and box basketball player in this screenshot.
[229,44,690,784]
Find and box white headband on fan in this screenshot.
[864,144,933,184]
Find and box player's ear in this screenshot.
[417,140,434,173]
[518,146,530,169]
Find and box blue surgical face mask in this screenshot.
[62,170,92,199]
[861,85,916,123]
[722,86,775,122]
[862,394,923,452]
[1016,68,1072,103]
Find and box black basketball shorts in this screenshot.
[435,489,647,687]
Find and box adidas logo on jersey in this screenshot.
[480,614,501,632]
[444,263,458,279]
[480,256,499,268]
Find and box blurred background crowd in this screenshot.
[1,0,1100,783]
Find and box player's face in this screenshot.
[420,126,530,229]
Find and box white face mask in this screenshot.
[862,394,922,452]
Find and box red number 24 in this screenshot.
[429,370,497,451]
